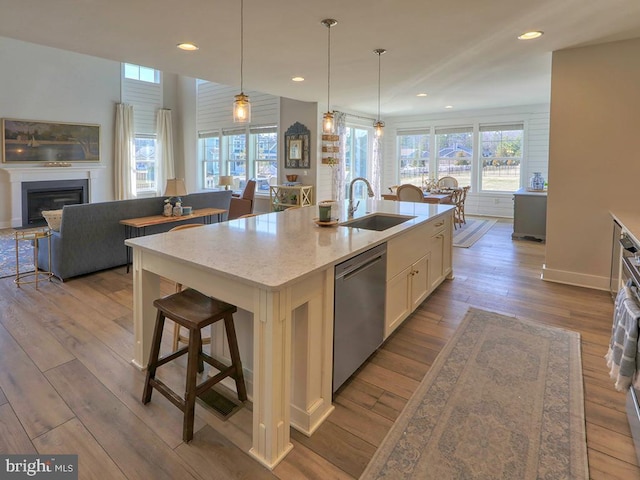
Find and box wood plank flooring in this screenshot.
[0,219,638,479]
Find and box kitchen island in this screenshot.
[126,200,453,469]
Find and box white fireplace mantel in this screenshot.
[1,165,105,227]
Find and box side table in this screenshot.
[15,227,53,289]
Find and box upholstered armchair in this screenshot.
[228,179,256,220]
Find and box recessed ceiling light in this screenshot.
[177,43,199,51]
[416,93,428,97]
[517,31,543,40]
[445,105,453,109]
[292,76,305,82]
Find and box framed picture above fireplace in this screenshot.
[2,118,100,163]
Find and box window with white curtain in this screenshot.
[122,63,162,195]
[344,126,370,199]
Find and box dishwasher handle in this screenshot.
[338,254,385,281]
[334,243,387,279]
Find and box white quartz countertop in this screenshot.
[611,211,640,245]
[126,200,454,290]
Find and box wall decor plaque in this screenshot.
[284,122,310,169]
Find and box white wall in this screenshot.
[384,105,550,217]
[544,37,640,290]
[279,97,319,201]
[0,37,121,226]
[0,38,191,228]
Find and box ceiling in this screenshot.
[2,0,640,118]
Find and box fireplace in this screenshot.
[21,179,88,227]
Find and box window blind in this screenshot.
[479,123,523,132]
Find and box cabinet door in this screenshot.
[411,254,430,311]
[385,266,411,338]
[429,232,445,291]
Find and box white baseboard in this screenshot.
[541,264,609,291]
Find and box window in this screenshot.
[435,126,473,186]
[479,124,523,192]
[122,62,162,196]
[344,127,369,199]
[134,134,157,193]
[223,130,247,191]
[398,131,430,185]
[251,127,277,192]
[199,133,220,189]
[123,63,160,83]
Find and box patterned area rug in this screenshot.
[361,308,588,480]
[452,217,497,248]
[0,229,35,279]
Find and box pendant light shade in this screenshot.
[374,48,386,137]
[321,19,337,134]
[233,0,251,123]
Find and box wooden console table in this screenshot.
[120,207,226,272]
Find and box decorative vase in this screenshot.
[529,172,545,190]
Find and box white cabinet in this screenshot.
[385,254,431,337]
[385,210,453,338]
[429,215,452,292]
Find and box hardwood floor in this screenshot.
[0,219,638,479]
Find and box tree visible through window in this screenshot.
[435,127,473,187]
[480,124,523,191]
[398,132,430,186]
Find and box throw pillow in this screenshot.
[41,209,63,231]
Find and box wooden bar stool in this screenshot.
[142,288,247,443]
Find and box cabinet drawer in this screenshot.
[387,222,430,279]
[428,214,449,235]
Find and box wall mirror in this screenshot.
[284,122,310,169]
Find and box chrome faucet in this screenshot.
[348,177,375,217]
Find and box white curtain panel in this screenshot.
[114,103,136,200]
[155,109,175,196]
[371,134,383,199]
[334,111,347,202]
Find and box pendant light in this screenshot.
[233,0,251,123]
[321,19,338,134]
[373,48,386,137]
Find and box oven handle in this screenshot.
[622,256,640,288]
[620,235,638,253]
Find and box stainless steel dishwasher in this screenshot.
[333,243,386,393]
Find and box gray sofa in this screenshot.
[37,190,232,280]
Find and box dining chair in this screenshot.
[458,186,470,225]
[437,176,459,188]
[396,184,425,203]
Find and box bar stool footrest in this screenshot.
[148,378,186,412]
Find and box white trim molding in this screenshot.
[1,166,105,228]
[541,264,609,291]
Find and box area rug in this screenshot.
[360,308,588,480]
[452,217,497,248]
[0,229,35,279]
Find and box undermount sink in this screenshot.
[339,213,415,231]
